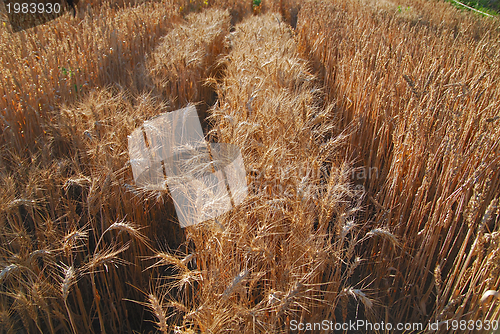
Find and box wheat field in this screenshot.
[0,0,499,333]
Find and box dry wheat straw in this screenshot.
[148,293,169,333]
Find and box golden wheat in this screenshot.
[0,0,499,332]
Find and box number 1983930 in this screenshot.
[5,2,61,14]
[442,319,498,331]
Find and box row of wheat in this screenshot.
[149,11,371,332]
[0,2,220,333]
[297,0,500,330]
